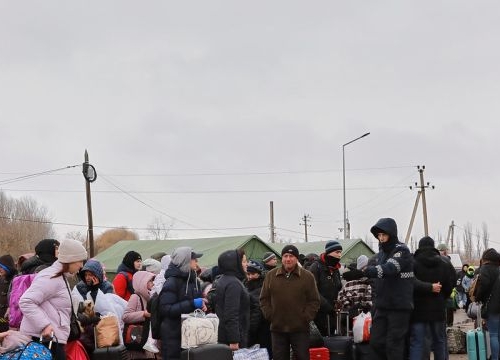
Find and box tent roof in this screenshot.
[269,239,375,261]
[93,235,279,273]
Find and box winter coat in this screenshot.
[123,271,155,324]
[19,261,72,344]
[260,264,320,333]
[364,218,414,311]
[215,250,250,348]
[75,259,114,301]
[475,263,500,317]
[159,247,202,360]
[246,277,271,350]
[308,254,342,314]
[113,264,135,301]
[412,247,453,322]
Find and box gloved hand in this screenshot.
[364,266,378,279]
[193,298,203,309]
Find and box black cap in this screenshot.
[191,252,203,259]
[281,245,299,259]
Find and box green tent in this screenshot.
[269,239,375,266]
[94,235,279,274]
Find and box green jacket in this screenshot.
[260,265,320,333]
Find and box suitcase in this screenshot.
[91,345,129,360]
[180,344,232,360]
[309,347,330,360]
[323,312,354,360]
[466,328,487,360]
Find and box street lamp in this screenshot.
[342,132,370,239]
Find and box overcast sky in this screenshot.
[1,1,499,253]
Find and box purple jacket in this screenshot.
[19,261,73,343]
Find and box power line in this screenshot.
[98,174,210,231]
[0,165,81,185]
[0,165,416,177]
[0,185,409,194]
[275,227,333,240]
[0,215,268,232]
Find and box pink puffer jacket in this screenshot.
[19,261,72,343]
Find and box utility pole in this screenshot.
[269,201,276,243]
[82,150,97,257]
[300,214,311,242]
[446,220,455,253]
[405,165,434,244]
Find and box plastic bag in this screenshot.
[233,344,269,360]
[352,312,372,343]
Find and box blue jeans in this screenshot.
[487,314,500,360]
[409,321,446,360]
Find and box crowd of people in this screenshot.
[1,216,500,360]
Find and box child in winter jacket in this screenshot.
[123,271,157,356]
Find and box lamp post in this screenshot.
[342,132,370,239]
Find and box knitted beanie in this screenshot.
[325,240,342,255]
[356,255,369,270]
[58,239,88,263]
[281,245,299,259]
[122,251,142,270]
[262,252,276,263]
[418,236,435,249]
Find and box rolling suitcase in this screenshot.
[180,343,232,360]
[91,345,129,360]
[467,328,487,360]
[323,311,354,360]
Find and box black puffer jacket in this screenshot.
[308,254,342,314]
[365,218,414,311]
[476,262,500,318]
[246,277,271,352]
[412,246,453,322]
[215,250,250,348]
[159,248,202,360]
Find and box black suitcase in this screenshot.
[323,311,354,360]
[180,344,232,360]
[92,345,129,360]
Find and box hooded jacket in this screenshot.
[123,271,155,324]
[412,245,453,322]
[364,218,414,310]
[75,260,114,301]
[20,239,59,275]
[215,250,250,348]
[159,247,202,360]
[476,262,500,317]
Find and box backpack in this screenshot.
[149,291,162,340]
[8,274,36,328]
[469,275,480,302]
[118,271,135,296]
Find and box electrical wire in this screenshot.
[0,165,416,177]
[0,185,409,194]
[0,165,81,185]
[0,215,268,232]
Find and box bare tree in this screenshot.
[482,222,489,251]
[0,191,55,258]
[95,227,139,254]
[475,228,482,260]
[147,217,174,240]
[462,222,473,262]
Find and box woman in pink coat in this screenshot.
[19,239,88,360]
[123,270,156,357]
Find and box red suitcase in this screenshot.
[309,347,330,360]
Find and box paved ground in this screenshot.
[448,308,474,360]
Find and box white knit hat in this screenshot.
[356,255,369,270]
[142,258,162,274]
[58,239,88,263]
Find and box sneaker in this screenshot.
[143,341,160,354]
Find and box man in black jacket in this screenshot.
[308,240,343,336]
[409,237,453,360]
[363,218,414,360]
